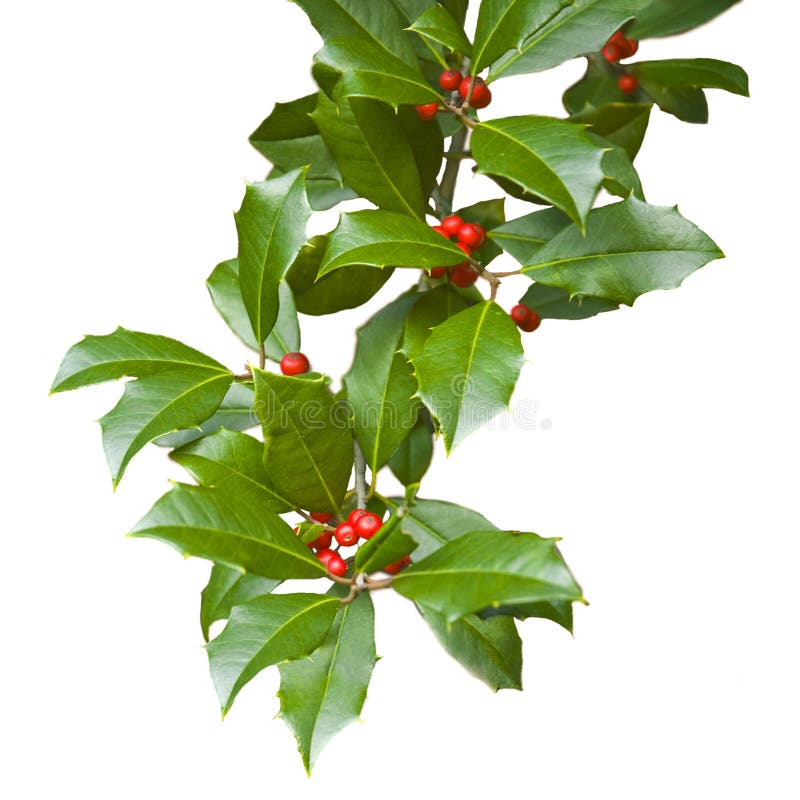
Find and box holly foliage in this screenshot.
[52,0,747,773]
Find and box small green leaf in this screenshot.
[590,133,644,200]
[207,592,340,715]
[286,235,392,316]
[418,605,523,691]
[354,513,418,573]
[393,530,583,622]
[628,0,741,39]
[319,209,467,276]
[388,410,435,486]
[411,302,525,452]
[634,58,749,96]
[253,369,353,514]
[489,207,572,265]
[200,564,281,642]
[235,170,311,345]
[408,5,472,55]
[170,428,293,513]
[130,484,326,579]
[479,599,574,634]
[639,82,709,125]
[278,586,377,773]
[472,116,606,230]
[519,284,619,321]
[522,196,724,306]
[571,102,652,160]
[563,57,627,116]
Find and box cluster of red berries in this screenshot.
[602,30,639,62]
[429,214,486,286]
[415,71,493,120]
[280,352,310,376]
[510,303,541,333]
[296,509,411,578]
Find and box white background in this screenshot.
[2,1,798,797]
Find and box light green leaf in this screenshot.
[253,369,353,514]
[571,101,653,160]
[522,196,724,306]
[286,235,393,316]
[388,410,435,486]
[171,428,293,513]
[235,171,311,345]
[471,116,606,230]
[278,586,377,773]
[200,564,281,642]
[129,483,326,579]
[207,592,340,715]
[408,5,472,55]
[489,207,572,265]
[344,294,420,473]
[411,302,525,452]
[312,94,426,218]
[418,605,523,691]
[634,58,749,96]
[319,209,467,276]
[402,284,471,361]
[393,530,584,622]
[628,0,741,39]
[519,283,618,321]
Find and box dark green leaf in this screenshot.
[397,105,445,200]
[200,564,281,642]
[472,116,606,230]
[286,235,393,316]
[563,57,627,116]
[253,369,353,514]
[408,5,472,55]
[129,484,326,579]
[411,302,525,452]
[570,102,652,160]
[354,513,418,573]
[319,209,467,275]
[388,409,435,486]
[278,586,376,773]
[590,133,645,200]
[634,58,749,96]
[441,0,468,25]
[478,599,574,634]
[171,428,293,513]
[519,283,618,321]
[235,171,311,345]
[418,605,522,691]
[489,207,572,264]
[393,530,584,622]
[629,0,741,39]
[402,284,470,361]
[522,196,724,306]
[207,592,340,714]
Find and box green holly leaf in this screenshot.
[206,592,341,715]
[285,235,392,316]
[50,327,229,393]
[408,5,472,55]
[388,410,435,486]
[411,302,525,452]
[522,197,724,306]
[441,0,468,25]
[155,383,257,449]
[402,284,471,361]
[343,294,420,474]
[489,207,572,265]
[393,530,584,622]
[389,0,448,68]
[418,606,523,691]
[235,171,311,346]
[313,37,441,109]
[253,369,353,514]
[479,599,574,634]
[318,209,467,275]
[519,283,619,321]
[249,93,353,211]
[398,105,445,200]
[488,0,649,81]
[312,94,427,218]
[471,116,606,230]
[563,57,627,116]
[129,484,326,579]
[200,564,281,642]
[278,586,377,774]
[207,259,300,359]
[628,0,741,39]
[170,428,293,513]
[634,58,749,97]
[570,102,652,160]
[354,513,418,573]
[591,133,645,200]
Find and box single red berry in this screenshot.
[416,102,439,120]
[609,31,627,47]
[439,69,462,91]
[280,352,309,376]
[618,74,639,94]
[459,75,486,100]
[309,530,333,550]
[520,309,542,333]
[430,266,448,279]
[316,548,337,567]
[334,522,359,547]
[432,225,448,238]
[310,512,332,524]
[510,304,534,328]
[451,263,478,287]
[348,508,369,525]
[622,38,639,57]
[602,43,622,62]
[354,512,383,540]
[457,223,486,249]
[441,215,463,237]
[384,555,412,575]
[470,84,492,109]
[326,554,348,577]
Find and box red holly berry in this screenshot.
[625,39,639,57]
[326,554,348,577]
[310,512,332,524]
[334,522,359,547]
[432,225,448,238]
[280,352,309,376]
[430,266,448,279]
[451,263,478,287]
[458,223,486,249]
[455,240,472,263]
[510,304,534,328]
[354,512,383,540]
[441,215,463,237]
[459,76,491,109]
[384,555,412,575]
[316,548,337,567]
[439,69,462,91]
[609,31,627,47]
[416,102,439,120]
[520,308,542,332]
[618,74,639,94]
[602,43,622,62]
[309,530,333,550]
[348,508,369,524]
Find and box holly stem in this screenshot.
[438,127,469,215]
